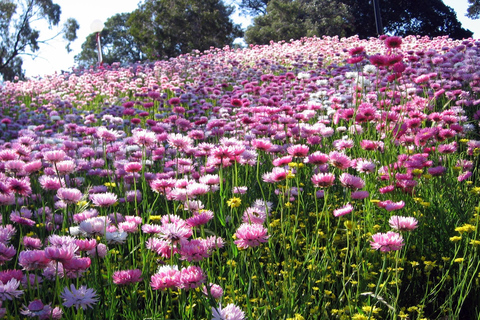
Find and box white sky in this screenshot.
[21,0,479,79]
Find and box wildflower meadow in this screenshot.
[1,34,480,319]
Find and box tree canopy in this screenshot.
[244,0,353,44]
[467,0,480,19]
[74,13,145,67]
[127,0,243,59]
[0,0,78,81]
[242,0,472,45]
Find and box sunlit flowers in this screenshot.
[234,223,269,249]
[389,216,418,231]
[371,231,404,252]
[212,303,245,320]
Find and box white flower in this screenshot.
[106,231,128,244]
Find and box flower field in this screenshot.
[1,34,480,319]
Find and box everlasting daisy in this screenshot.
[234,223,269,249]
[371,231,404,252]
[112,269,142,285]
[61,284,98,310]
[212,303,245,320]
[389,216,418,231]
[150,265,181,291]
[90,192,118,207]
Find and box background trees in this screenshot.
[74,13,145,67]
[0,0,78,81]
[243,0,472,44]
[244,0,353,44]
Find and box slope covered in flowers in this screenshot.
[0,35,480,319]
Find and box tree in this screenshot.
[237,0,270,15]
[338,0,472,39]
[128,0,243,60]
[467,0,480,19]
[0,0,78,81]
[244,0,353,45]
[242,0,472,44]
[75,13,145,67]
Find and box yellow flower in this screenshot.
[352,314,369,320]
[286,171,295,179]
[104,182,116,188]
[471,240,480,246]
[471,187,480,196]
[455,224,476,234]
[284,202,293,208]
[454,258,464,263]
[450,236,462,242]
[227,197,241,208]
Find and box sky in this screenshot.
[21,0,479,79]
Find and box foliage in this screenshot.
[75,13,146,68]
[237,0,270,15]
[0,0,78,81]
[245,0,353,44]
[339,0,473,39]
[243,0,472,44]
[467,0,480,19]
[127,0,243,60]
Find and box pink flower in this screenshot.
[371,231,404,252]
[0,243,16,265]
[351,190,369,200]
[61,284,98,310]
[378,200,405,211]
[202,283,223,300]
[311,173,335,188]
[287,144,309,157]
[389,216,418,231]
[328,151,351,170]
[179,265,205,290]
[90,192,118,207]
[18,250,51,271]
[158,222,192,244]
[44,243,77,263]
[124,162,142,173]
[56,188,82,204]
[339,173,365,190]
[112,269,142,285]
[150,265,181,290]
[305,151,329,165]
[234,223,269,249]
[212,303,245,320]
[43,150,66,163]
[333,203,353,217]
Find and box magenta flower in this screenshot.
[287,144,309,157]
[234,223,269,249]
[311,172,335,188]
[389,216,418,231]
[61,284,98,310]
[339,173,365,190]
[150,265,181,290]
[0,243,16,265]
[20,299,62,319]
[371,231,404,252]
[18,250,51,271]
[179,265,206,290]
[112,269,142,285]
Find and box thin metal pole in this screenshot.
[96,32,103,66]
[372,0,383,35]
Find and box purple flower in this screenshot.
[61,284,98,310]
[0,278,23,301]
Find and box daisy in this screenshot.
[371,231,404,252]
[212,303,245,320]
[234,223,269,249]
[61,284,98,310]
